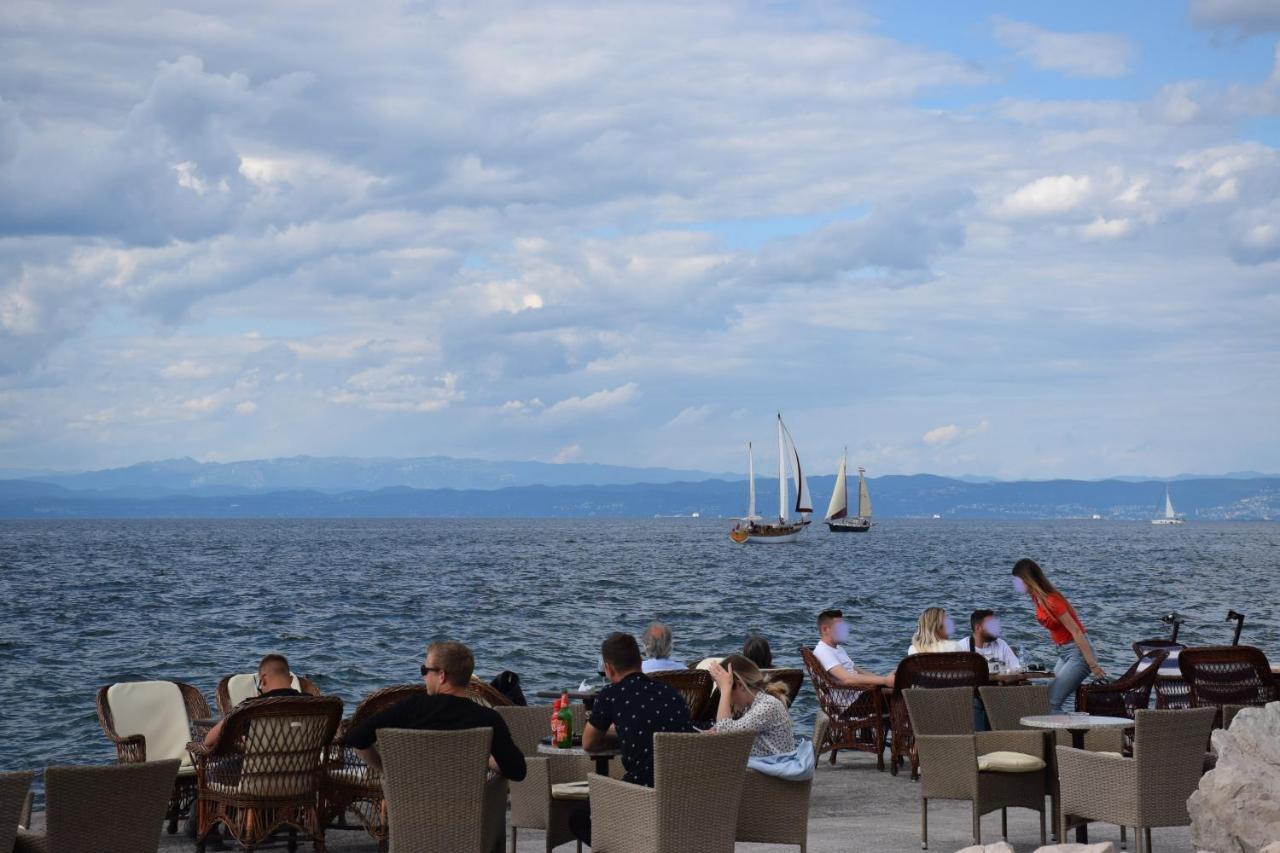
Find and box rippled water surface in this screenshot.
[1,518,1277,777]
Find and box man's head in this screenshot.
[817,609,848,645]
[600,632,643,683]
[257,653,292,693]
[642,622,672,661]
[422,641,475,695]
[970,609,1000,644]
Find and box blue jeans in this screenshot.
[1050,640,1092,713]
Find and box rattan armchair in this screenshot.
[889,652,990,779]
[1178,645,1276,726]
[799,646,888,769]
[379,727,507,853]
[1056,707,1215,852]
[497,704,594,853]
[1077,649,1168,720]
[188,695,342,852]
[761,667,805,706]
[1134,640,1190,709]
[324,683,427,850]
[467,678,515,708]
[647,668,714,721]
[0,771,34,853]
[95,679,211,833]
[734,711,828,852]
[215,673,323,716]
[905,686,1047,850]
[14,760,179,853]
[589,729,755,853]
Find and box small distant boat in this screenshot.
[1152,486,1184,525]
[730,414,812,544]
[1091,513,1103,520]
[826,451,872,532]
[931,513,942,519]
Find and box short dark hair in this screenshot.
[601,632,642,672]
[742,634,773,669]
[970,609,995,630]
[258,653,290,676]
[817,609,843,630]
[427,641,475,688]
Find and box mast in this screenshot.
[777,415,787,521]
[746,443,757,519]
[857,467,872,518]
[826,450,848,521]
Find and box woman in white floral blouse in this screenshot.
[705,654,797,756]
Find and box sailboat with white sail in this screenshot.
[826,451,873,532]
[730,414,812,543]
[1151,486,1184,525]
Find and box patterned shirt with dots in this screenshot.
[589,671,693,786]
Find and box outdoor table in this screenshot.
[537,739,620,776]
[190,717,218,741]
[1021,713,1134,843]
[534,688,598,711]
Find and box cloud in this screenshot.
[992,17,1133,78]
[1001,175,1094,217]
[552,444,582,463]
[922,421,990,448]
[1189,0,1280,35]
[543,383,640,417]
[234,401,258,415]
[665,405,714,429]
[161,360,215,379]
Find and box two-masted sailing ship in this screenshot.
[825,451,873,532]
[1151,486,1184,525]
[729,415,812,543]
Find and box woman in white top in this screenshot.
[907,607,962,655]
[705,655,796,757]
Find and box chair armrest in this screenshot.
[187,741,211,759]
[976,729,1046,759]
[915,734,979,800]
[589,773,657,852]
[105,732,146,763]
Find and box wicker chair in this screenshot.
[95,679,212,833]
[497,704,596,853]
[379,727,507,853]
[889,652,990,779]
[1134,640,1189,710]
[215,673,323,716]
[799,646,888,769]
[467,678,515,708]
[324,683,428,850]
[189,695,342,852]
[589,730,755,853]
[647,669,714,722]
[14,760,179,853]
[734,711,828,852]
[1077,649,1168,720]
[0,771,34,853]
[761,667,805,706]
[1178,645,1277,726]
[1056,707,1216,852]
[905,686,1047,850]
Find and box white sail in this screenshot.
[857,467,872,518]
[745,443,760,520]
[777,416,787,521]
[826,454,848,520]
[778,415,811,516]
[1164,488,1175,519]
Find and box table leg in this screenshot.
[1070,730,1087,843]
[594,756,611,776]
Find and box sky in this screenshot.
[1,0,1279,480]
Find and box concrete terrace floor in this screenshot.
[124,750,1195,853]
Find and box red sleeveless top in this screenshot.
[1035,593,1083,646]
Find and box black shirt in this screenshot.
[257,687,303,700]
[589,672,693,787]
[344,693,526,782]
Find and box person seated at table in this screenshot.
[963,609,1022,675]
[345,641,526,781]
[706,655,796,756]
[907,607,963,655]
[742,633,774,669]
[812,608,894,689]
[569,632,694,845]
[640,622,685,673]
[203,653,302,749]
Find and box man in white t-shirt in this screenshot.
[812,609,894,689]
[963,609,1022,674]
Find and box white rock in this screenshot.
[1188,701,1280,852]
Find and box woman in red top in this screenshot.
[1012,558,1107,712]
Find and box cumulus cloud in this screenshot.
[992,17,1134,78]
[922,421,990,448]
[1001,175,1094,217]
[543,383,640,417]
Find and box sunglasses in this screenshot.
[420,664,444,677]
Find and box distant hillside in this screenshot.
[0,474,1275,520]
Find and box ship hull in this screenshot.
[827,517,872,532]
[731,521,809,543]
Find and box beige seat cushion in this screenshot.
[225,673,304,707]
[694,656,730,671]
[551,781,590,800]
[106,681,193,768]
[977,751,1046,773]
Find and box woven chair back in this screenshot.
[1179,645,1276,711]
[495,705,556,756]
[1132,707,1216,823]
[216,672,322,715]
[467,678,515,708]
[652,730,755,846]
[811,713,830,763]
[212,696,342,798]
[379,727,493,853]
[978,684,1050,730]
[903,686,975,736]
[0,771,33,853]
[799,646,867,717]
[44,760,179,853]
[1077,649,1168,717]
[648,669,714,720]
[893,651,990,694]
[761,668,805,706]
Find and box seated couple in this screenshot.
[908,607,1022,673]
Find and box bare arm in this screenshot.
[582,721,617,752]
[202,720,225,749]
[828,664,893,689]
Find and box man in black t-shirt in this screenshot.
[569,632,693,844]
[203,653,303,749]
[344,641,526,781]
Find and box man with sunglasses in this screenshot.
[202,653,302,749]
[345,641,526,781]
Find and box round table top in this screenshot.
[1020,713,1134,730]
[536,742,620,758]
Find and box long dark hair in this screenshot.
[1012,557,1060,600]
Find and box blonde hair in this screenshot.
[721,654,791,706]
[910,608,950,653]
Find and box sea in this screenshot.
[1,517,1276,785]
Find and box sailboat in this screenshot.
[826,452,873,532]
[730,414,812,543]
[1151,486,1184,525]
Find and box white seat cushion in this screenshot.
[106,681,194,767]
[551,781,590,800]
[977,751,1046,773]
[225,673,304,707]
